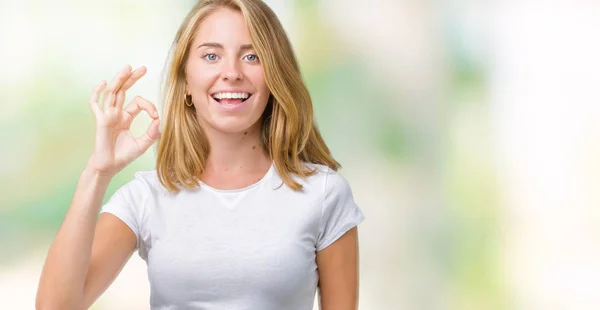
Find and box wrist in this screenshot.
[81,165,115,183]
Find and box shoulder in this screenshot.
[115,170,166,198]
[131,170,161,188]
[291,162,354,196]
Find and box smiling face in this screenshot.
[185,6,271,135]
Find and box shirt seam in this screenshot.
[135,172,152,257]
[317,167,331,249]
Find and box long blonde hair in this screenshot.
[156,0,339,192]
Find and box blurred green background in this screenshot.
[2,0,600,309]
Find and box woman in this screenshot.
[36,0,365,309]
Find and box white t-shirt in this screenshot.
[100,162,365,310]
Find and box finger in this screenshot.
[102,91,114,113]
[103,65,133,108]
[123,96,159,127]
[115,66,146,110]
[115,90,126,111]
[89,80,107,117]
[119,66,147,93]
[136,118,161,152]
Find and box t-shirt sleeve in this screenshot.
[100,173,151,260]
[316,169,366,251]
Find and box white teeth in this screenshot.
[213,92,250,100]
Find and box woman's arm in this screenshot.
[36,169,137,310]
[36,65,160,309]
[316,227,360,310]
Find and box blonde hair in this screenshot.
[156,0,339,192]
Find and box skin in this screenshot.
[185,7,273,189]
[36,65,159,309]
[317,227,360,310]
[36,7,360,310]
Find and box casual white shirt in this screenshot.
[100,162,365,310]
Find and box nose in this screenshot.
[221,58,243,81]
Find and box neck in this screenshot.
[202,123,271,175]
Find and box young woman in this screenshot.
[36,0,365,309]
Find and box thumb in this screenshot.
[137,119,160,152]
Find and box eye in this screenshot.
[244,53,259,62]
[203,53,219,62]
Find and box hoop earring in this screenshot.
[184,93,193,107]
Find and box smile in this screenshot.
[210,92,253,110]
[211,92,252,103]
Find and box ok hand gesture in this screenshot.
[87,65,160,177]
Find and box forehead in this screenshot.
[194,7,251,44]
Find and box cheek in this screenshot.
[245,66,267,86]
[186,63,218,92]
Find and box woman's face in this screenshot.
[185,7,270,135]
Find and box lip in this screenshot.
[210,93,252,110]
[210,89,253,97]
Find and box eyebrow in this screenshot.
[196,42,254,51]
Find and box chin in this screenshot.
[202,98,268,134]
[208,116,262,134]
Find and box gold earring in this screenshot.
[184,93,193,107]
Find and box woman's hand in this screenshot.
[86,65,160,177]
